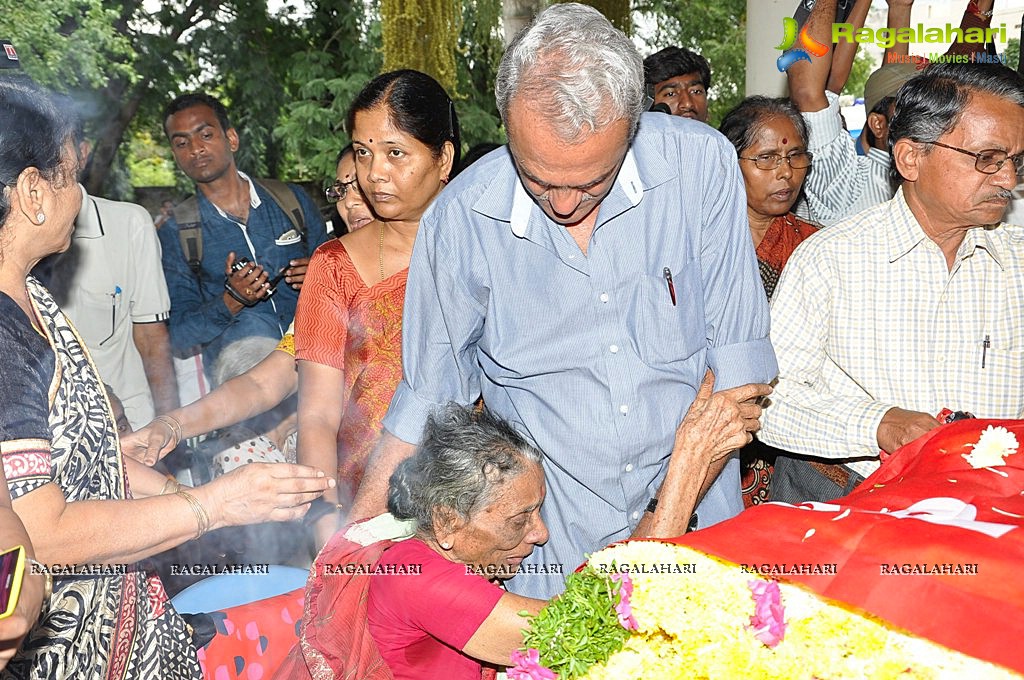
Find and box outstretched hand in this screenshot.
[198,463,336,529]
[120,420,177,466]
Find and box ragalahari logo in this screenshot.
[776,17,829,72]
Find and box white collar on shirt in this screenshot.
[210,170,263,223]
[509,148,642,238]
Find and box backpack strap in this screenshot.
[253,178,306,247]
[172,195,204,278]
[173,179,309,276]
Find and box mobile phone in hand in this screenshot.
[264,266,288,299]
[0,545,26,619]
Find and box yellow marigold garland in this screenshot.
[515,541,1019,680]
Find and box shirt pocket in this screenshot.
[976,347,1024,417]
[67,288,122,348]
[628,267,705,366]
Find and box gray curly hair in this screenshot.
[495,2,645,143]
[387,404,543,539]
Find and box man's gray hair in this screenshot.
[889,62,1024,182]
[495,2,645,142]
[388,404,542,539]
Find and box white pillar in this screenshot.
[746,0,792,97]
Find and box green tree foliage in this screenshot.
[842,50,876,100]
[455,0,506,150]
[126,130,177,187]
[633,0,746,127]
[4,0,764,191]
[1004,37,1019,71]
[0,0,134,89]
[274,0,383,185]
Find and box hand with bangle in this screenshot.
[185,463,337,536]
[120,414,183,466]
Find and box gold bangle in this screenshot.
[25,559,52,614]
[154,415,183,448]
[175,488,210,539]
[161,478,182,495]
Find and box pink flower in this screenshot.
[611,572,639,631]
[508,648,556,680]
[747,580,786,648]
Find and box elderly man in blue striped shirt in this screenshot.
[347,3,777,599]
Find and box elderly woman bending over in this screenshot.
[281,374,755,679]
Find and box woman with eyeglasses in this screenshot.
[326,144,374,233]
[296,70,459,548]
[720,96,819,301]
[719,96,819,508]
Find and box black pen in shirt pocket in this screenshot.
[663,267,676,306]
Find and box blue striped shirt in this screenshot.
[382,113,778,597]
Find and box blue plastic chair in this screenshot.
[171,564,309,614]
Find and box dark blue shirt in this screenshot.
[158,175,327,366]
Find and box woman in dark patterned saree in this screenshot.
[0,80,333,680]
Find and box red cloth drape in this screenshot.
[678,419,1024,674]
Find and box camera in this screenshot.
[230,258,285,299]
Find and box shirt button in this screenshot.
[609,344,619,354]
[631,511,640,520]
[937,356,945,363]
[619,404,629,415]
[567,254,576,260]
[599,293,609,303]
[624,463,634,472]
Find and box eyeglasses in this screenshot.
[929,141,1024,177]
[738,151,813,171]
[325,178,359,202]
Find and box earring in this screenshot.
[36,212,46,223]
[440,177,449,186]
[440,541,451,550]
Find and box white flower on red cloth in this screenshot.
[963,426,1019,469]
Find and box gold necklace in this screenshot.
[378,223,385,282]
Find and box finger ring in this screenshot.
[245,288,252,296]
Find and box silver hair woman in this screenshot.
[495,2,646,142]
[287,368,762,679]
[286,403,550,680]
[208,336,298,475]
[387,404,543,543]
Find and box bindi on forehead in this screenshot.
[782,137,788,144]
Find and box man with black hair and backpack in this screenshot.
[159,92,328,368]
